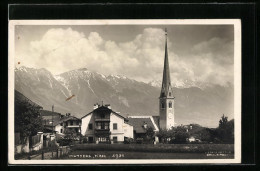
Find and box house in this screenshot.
[44,113,81,135]
[127,116,159,140]
[81,104,133,143]
[188,136,196,142]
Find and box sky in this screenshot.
[15,24,234,87]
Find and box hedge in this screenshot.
[72,143,234,153]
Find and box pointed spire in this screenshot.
[160,28,172,98]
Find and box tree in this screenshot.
[145,127,155,139]
[15,100,43,138]
[156,129,172,143]
[172,126,189,143]
[219,114,228,129]
[64,128,78,140]
[199,128,211,142]
[216,114,234,143]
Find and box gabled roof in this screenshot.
[127,116,159,134]
[45,115,81,126]
[152,116,160,128]
[81,105,126,120]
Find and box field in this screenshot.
[64,143,234,159]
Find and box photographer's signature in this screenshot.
[205,151,232,156]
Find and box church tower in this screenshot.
[159,28,175,130]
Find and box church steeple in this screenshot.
[160,28,172,98]
[159,28,175,130]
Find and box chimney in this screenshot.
[143,122,148,129]
[105,104,111,109]
[93,103,99,110]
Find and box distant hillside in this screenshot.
[15,66,234,127]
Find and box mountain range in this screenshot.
[15,66,234,127]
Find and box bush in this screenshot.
[72,143,234,153]
[57,138,73,146]
[124,137,135,144]
[82,136,88,144]
[136,138,143,144]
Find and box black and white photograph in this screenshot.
[8,20,241,164]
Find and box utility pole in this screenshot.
[52,105,54,135]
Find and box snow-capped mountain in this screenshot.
[148,79,221,90]
[15,66,234,127]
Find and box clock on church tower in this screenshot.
[159,28,175,130]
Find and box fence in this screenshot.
[30,134,41,147]
[27,146,71,160]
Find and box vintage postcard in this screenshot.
[8,19,241,164]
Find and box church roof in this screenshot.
[160,29,172,98]
[127,116,159,134]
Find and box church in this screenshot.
[159,28,175,130]
[80,29,175,143]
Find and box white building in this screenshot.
[44,114,81,135]
[81,104,133,143]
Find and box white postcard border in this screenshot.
[8,19,241,165]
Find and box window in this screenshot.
[99,137,109,142]
[70,121,73,125]
[161,102,165,109]
[101,113,105,118]
[104,122,109,130]
[88,137,93,143]
[169,92,171,96]
[96,122,109,130]
[113,136,117,142]
[113,123,117,130]
[169,102,172,108]
[60,129,63,133]
[89,123,93,130]
[60,123,63,126]
[76,121,79,125]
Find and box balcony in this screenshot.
[95,118,110,122]
[94,129,111,135]
[66,125,81,128]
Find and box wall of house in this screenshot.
[55,124,64,134]
[110,113,124,142]
[66,120,80,127]
[81,114,93,136]
[123,122,134,138]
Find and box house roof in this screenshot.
[45,115,81,126]
[55,116,80,126]
[127,116,159,134]
[152,116,160,128]
[81,105,126,120]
